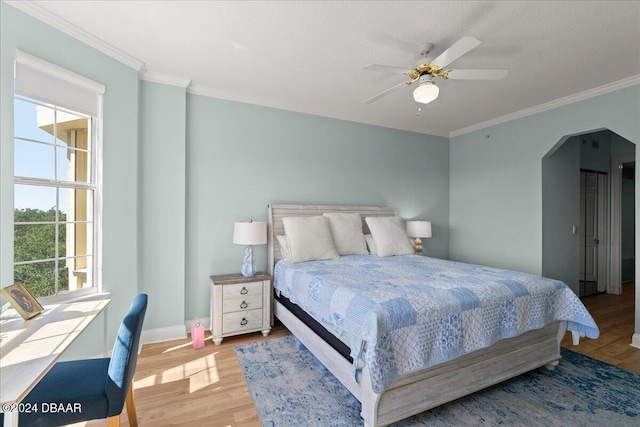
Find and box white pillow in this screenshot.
[282,216,339,262]
[322,213,368,255]
[364,234,376,255]
[276,235,291,260]
[365,216,413,257]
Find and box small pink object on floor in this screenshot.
[191,319,205,349]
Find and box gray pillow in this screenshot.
[365,216,413,257]
[322,213,368,255]
[282,216,339,262]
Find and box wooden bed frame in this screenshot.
[267,204,567,427]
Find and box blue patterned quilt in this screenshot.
[274,254,599,394]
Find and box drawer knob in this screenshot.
[240,318,248,326]
[240,301,248,309]
[240,287,248,295]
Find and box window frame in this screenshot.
[13,96,103,302]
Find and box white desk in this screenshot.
[1,299,110,426]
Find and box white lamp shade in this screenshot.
[413,83,439,104]
[406,221,432,238]
[233,221,267,245]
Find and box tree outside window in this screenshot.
[14,97,95,298]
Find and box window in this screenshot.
[13,51,104,299]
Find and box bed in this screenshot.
[267,204,599,427]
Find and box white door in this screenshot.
[580,171,599,282]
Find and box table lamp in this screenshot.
[233,220,267,277]
[406,220,432,255]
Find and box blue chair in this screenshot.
[20,294,148,427]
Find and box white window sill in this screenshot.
[1,288,110,315]
[35,288,110,305]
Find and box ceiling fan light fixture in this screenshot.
[413,77,439,104]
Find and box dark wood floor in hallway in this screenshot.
[561,281,638,373]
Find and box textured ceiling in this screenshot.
[11,1,640,136]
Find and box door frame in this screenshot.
[597,172,607,291]
[610,155,635,295]
[579,169,608,294]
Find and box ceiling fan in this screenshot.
[363,36,508,104]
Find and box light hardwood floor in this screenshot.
[78,284,637,427]
[80,326,290,427]
[561,281,638,372]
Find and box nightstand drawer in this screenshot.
[223,309,263,334]
[222,281,263,299]
[210,273,271,345]
[223,293,262,313]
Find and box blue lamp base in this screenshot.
[241,245,257,277]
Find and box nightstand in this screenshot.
[209,272,271,345]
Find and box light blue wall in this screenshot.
[612,132,637,158]
[450,86,639,274]
[139,81,187,329]
[0,4,140,356]
[542,137,580,293]
[3,2,638,347]
[622,177,635,281]
[450,85,640,335]
[580,130,612,172]
[184,95,450,320]
[1,4,450,344]
[541,130,636,296]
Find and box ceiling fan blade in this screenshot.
[363,64,409,74]
[431,36,481,68]
[364,80,413,103]
[445,69,508,80]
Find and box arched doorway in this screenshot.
[542,129,635,296]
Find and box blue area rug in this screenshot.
[235,335,640,426]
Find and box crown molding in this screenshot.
[187,85,450,138]
[6,0,446,137]
[10,0,634,140]
[5,0,146,75]
[450,75,640,138]
[142,71,192,89]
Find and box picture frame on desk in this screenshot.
[1,282,43,320]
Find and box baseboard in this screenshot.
[631,333,640,350]
[141,325,187,345]
[185,316,211,331]
[140,317,212,345]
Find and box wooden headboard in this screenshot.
[267,203,397,276]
